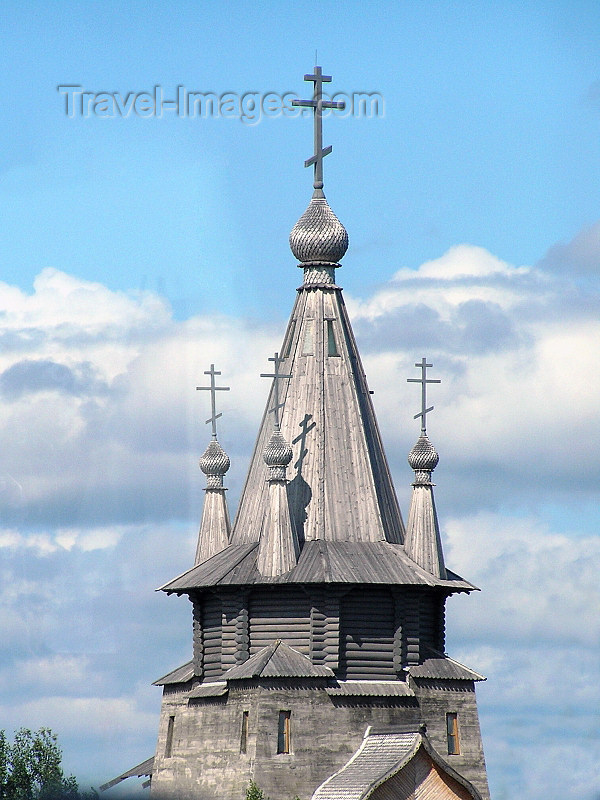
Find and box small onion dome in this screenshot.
[199,438,230,488]
[289,193,348,265]
[263,429,293,481]
[408,434,439,473]
[263,430,293,467]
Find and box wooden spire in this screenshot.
[194,366,231,565]
[256,357,300,577]
[404,361,446,578]
[231,282,404,547]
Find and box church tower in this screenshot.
[149,67,490,800]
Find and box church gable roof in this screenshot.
[311,728,482,800]
[221,639,334,680]
[158,540,476,592]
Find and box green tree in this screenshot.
[0,728,78,800]
[0,730,9,798]
[245,781,267,800]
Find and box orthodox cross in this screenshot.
[292,66,345,191]
[260,352,292,430]
[407,358,441,434]
[292,413,317,473]
[196,364,230,439]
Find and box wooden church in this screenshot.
[110,67,491,800]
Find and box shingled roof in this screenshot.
[160,162,475,589]
[99,757,154,792]
[230,282,405,552]
[311,728,482,800]
[221,640,334,680]
[152,660,194,686]
[408,656,486,682]
[159,540,475,592]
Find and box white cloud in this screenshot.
[0,269,278,528]
[394,244,530,281]
[538,220,600,275]
[0,246,598,800]
[445,511,600,644]
[0,525,130,554]
[0,694,157,739]
[347,244,539,324]
[0,654,91,690]
[1,249,598,529]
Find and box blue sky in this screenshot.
[0,2,599,798]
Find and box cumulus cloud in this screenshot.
[445,512,600,645]
[537,220,600,276]
[344,242,600,516]
[0,240,599,797]
[0,524,131,554]
[0,269,277,528]
[0,359,109,400]
[443,508,600,800]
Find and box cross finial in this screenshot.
[196,364,230,439]
[260,352,292,430]
[407,358,441,434]
[292,66,345,193]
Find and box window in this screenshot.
[302,320,314,355]
[446,712,460,755]
[283,320,296,358]
[326,319,339,356]
[277,710,291,754]
[240,710,249,754]
[165,715,175,758]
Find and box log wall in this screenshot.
[191,586,448,679]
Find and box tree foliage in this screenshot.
[245,781,301,800]
[246,781,266,800]
[0,728,79,800]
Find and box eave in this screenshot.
[157,540,476,593]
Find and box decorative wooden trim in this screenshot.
[192,594,203,678]
[404,591,421,667]
[392,589,404,673]
[235,591,250,664]
[436,593,447,653]
[309,589,326,665]
[323,590,341,672]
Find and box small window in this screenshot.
[302,320,314,355]
[165,715,175,758]
[240,710,249,754]
[283,320,296,358]
[326,319,339,356]
[277,710,291,754]
[446,712,460,755]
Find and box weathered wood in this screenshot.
[161,539,476,591]
[202,594,223,678]
[230,283,405,550]
[339,589,396,679]
[234,592,249,664]
[404,591,421,667]
[248,590,311,657]
[195,487,231,565]
[192,595,203,678]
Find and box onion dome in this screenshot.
[289,192,348,266]
[199,438,231,488]
[263,429,293,481]
[408,434,439,484]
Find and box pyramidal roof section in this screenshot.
[231,192,404,547]
[221,639,334,680]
